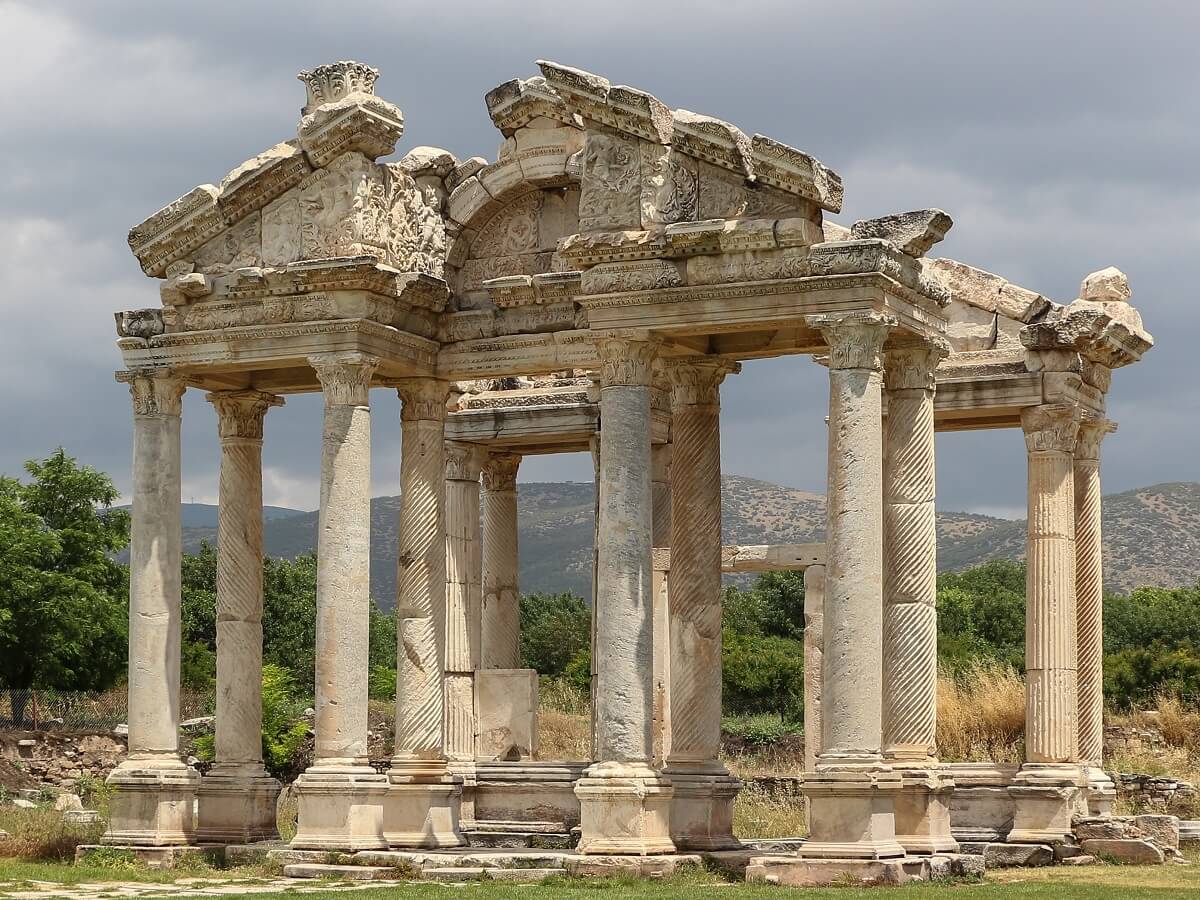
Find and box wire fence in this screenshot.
[0,688,211,731]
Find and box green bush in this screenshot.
[721,631,804,723]
[519,592,591,678]
[368,665,396,702]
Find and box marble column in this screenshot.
[385,378,463,848]
[650,442,672,768]
[196,390,284,843]
[292,352,387,851]
[802,564,826,775]
[651,443,673,549]
[663,358,740,850]
[104,370,200,846]
[442,442,483,774]
[799,313,905,861]
[882,346,957,854]
[481,453,521,671]
[1076,418,1117,815]
[1009,403,1087,844]
[576,334,675,855]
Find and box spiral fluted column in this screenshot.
[882,345,956,854]
[197,390,284,843]
[662,357,740,850]
[385,377,463,848]
[799,313,904,862]
[576,334,675,855]
[1009,403,1087,844]
[104,370,199,847]
[292,352,387,851]
[1076,418,1117,814]
[443,442,483,767]
[481,453,521,671]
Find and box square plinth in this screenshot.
[291,767,388,851]
[102,762,201,847]
[575,767,675,856]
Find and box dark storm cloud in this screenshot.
[1,0,1196,512]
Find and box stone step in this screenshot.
[465,830,575,849]
[1179,821,1200,845]
[487,868,563,882]
[283,863,399,881]
[422,867,487,882]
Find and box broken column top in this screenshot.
[297,60,381,114]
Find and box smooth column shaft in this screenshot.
[481,454,521,670]
[444,443,482,762]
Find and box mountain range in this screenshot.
[174,477,1200,608]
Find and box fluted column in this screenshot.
[385,377,463,848]
[443,442,483,768]
[1009,402,1087,843]
[882,345,956,854]
[662,357,739,850]
[104,370,199,846]
[799,313,904,861]
[197,390,284,843]
[481,453,521,671]
[651,443,673,549]
[576,334,675,855]
[292,352,387,851]
[1076,418,1116,814]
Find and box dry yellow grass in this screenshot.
[936,659,1026,763]
[536,679,591,761]
[1144,692,1200,754]
[732,783,807,839]
[0,806,105,861]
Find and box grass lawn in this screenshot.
[2,856,1200,899]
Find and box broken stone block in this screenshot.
[1081,838,1164,864]
[54,793,84,812]
[1080,266,1131,303]
[983,842,1053,868]
[850,209,953,257]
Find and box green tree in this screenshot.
[936,560,1026,670]
[0,450,130,723]
[519,592,591,677]
[721,630,805,721]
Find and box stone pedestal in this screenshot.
[882,346,957,855]
[196,390,284,844]
[1076,420,1117,816]
[386,378,463,849]
[799,314,904,862]
[578,335,674,856]
[104,371,200,847]
[663,358,739,851]
[292,354,387,851]
[1009,404,1086,844]
[475,669,539,761]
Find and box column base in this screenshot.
[663,764,741,850]
[383,759,465,848]
[195,766,282,844]
[893,766,959,855]
[800,768,905,860]
[102,758,201,847]
[291,765,388,851]
[1007,763,1087,844]
[575,762,675,855]
[1084,766,1117,816]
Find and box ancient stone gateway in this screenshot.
[107,60,1152,880]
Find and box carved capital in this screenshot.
[206,390,284,441]
[595,334,659,387]
[298,61,380,114]
[1021,404,1082,454]
[808,313,897,371]
[669,356,739,407]
[396,377,451,422]
[884,342,948,392]
[1076,418,1117,462]
[118,369,186,418]
[309,352,378,407]
[482,452,521,493]
[445,441,485,481]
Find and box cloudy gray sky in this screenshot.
[1,0,1196,518]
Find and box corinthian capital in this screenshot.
[482,452,521,492]
[884,341,949,392]
[309,352,379,406]
[118,369,187,418]
[1021,403,1082,454]
[808,312,897,371]
[1076,418,1117,462]
[207,390,284,441]
[445,441,484,481]
[396,377,451,422]
[595,333,659,387]
[669,356,739,407]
